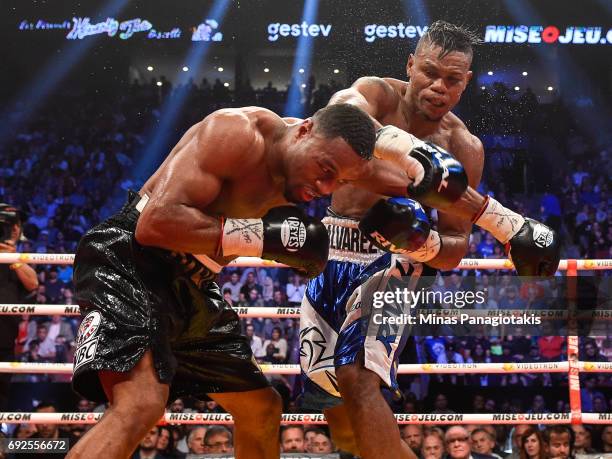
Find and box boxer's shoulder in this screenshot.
[444,114,484,186]
[352,76,401,108]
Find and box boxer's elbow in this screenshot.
[135,206,173,247]
[427,234,468,270]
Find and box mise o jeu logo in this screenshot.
[281,218,307,252]
[485,25,612,45]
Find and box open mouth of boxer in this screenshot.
[425,97,445,108]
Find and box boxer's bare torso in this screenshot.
[141,107,291,219]
[135,106,368,263]
[331,77,483,219]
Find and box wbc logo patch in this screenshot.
[74,311,102,370]
[76,311,102,345]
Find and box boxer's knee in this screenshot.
[336,362,380,402]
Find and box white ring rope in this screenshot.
[0,411,609,425]
[0,253,611,270]
[2,361,611,375]
[2,305,610,322]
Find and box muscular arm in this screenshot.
[135,110,257,255]
[427,134,484,270]
[329,77,484,219]
[14,264,38,292]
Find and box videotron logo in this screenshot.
[484,25,612,45]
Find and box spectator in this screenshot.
[186,426,206,455]
[537,335,564,362]
[527,395,549,414]
[571,425,595,455]
[506,425,530,459]
[203,426,233,454]
[477,233,496,258]
[445,425,490,459]
[304,427,325,453]
[310,431,334,454]
[422,428,445,459]
[280,426,305,453]
[518,427,546,459]
[266,289,285,308]
[0,205,38,409]
[286,274,305,306]
[169,398,184,413]
[246,287,265,307]
[44,314,74,343]
[601,425,612,453]
[132,426,167,459]
[25,324,56,360]
[580,375,605,412]
[240,271,261,298]
[221,272,243,303]
[400,425,423,454]
[431,393,455,415]
[471,428,501,459]
[156,426,177,458]
[245,323,264,359]
[544,426,573,459]
[43,267,64,303]
[262,326,288,363]
[14,423,37,439]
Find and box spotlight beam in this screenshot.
[284,0,319,118]
[0,0,130,146]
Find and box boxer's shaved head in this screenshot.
[416,20,481,63]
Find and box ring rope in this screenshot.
[0,253,611,270]
[0,411,609,425]
[2,361,611,375]
[1,256,609,428]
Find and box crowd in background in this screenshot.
[0,74,610,456]
[3,397,612,458]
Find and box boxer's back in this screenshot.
[331,77,476,218]
[141,107,289,219]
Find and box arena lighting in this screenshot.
[487,71,494,75]
[156,81,162,87]
[481,86,486,90]
[401,0,430,28]
[0,0,130,147]
[223,82,229,87]
[301,83,306,88]
[264,67,270,72]
[132,0,231,182]
[514,86,520,91]
[502,0,612,146]
[522,71,528,76]
[333,68,340,74]
[182,66,189,72]
[284,0,319,117]
[547,86,554,91]
[147,65,154,71]
[218,66,224,72]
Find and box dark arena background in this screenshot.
[0,0,611,458]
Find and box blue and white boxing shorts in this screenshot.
[299,212,436,410]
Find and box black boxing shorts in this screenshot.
[72,191,268,403]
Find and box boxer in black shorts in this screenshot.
[67,104,377,459]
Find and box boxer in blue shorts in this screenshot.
[300,21,560,459]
